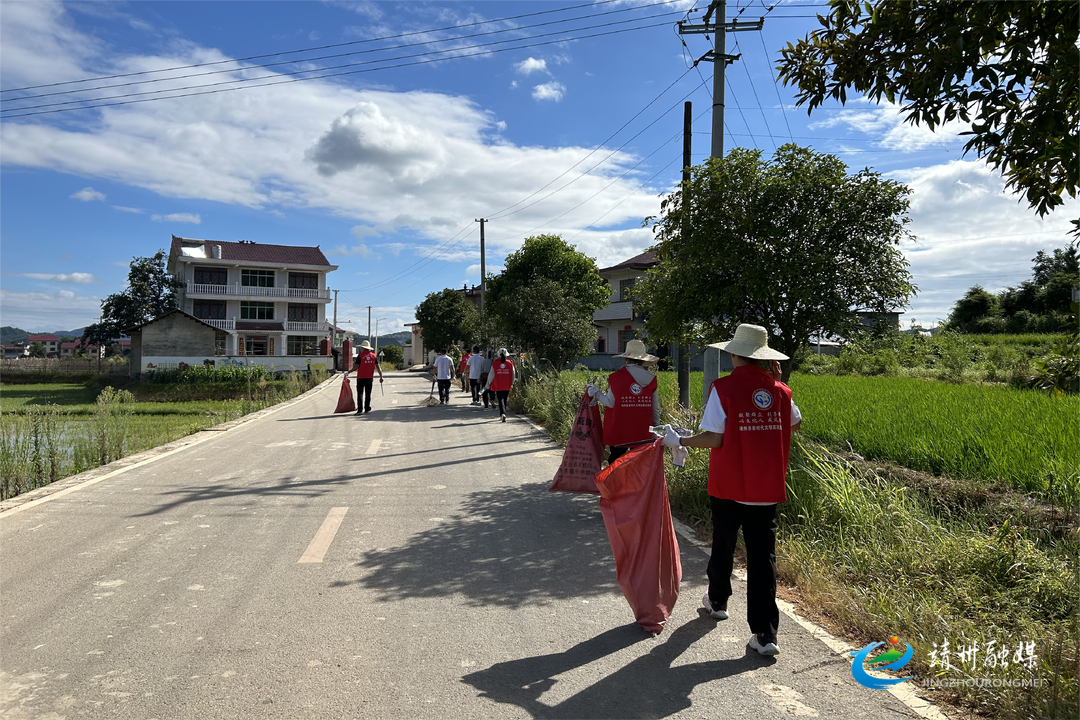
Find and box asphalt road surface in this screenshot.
[1,371,926,719]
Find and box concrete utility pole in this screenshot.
[332,290,339,347]
[678,0,763,159]
[367,306,372,345]
[678,101,692,408]
[474,218,487,313]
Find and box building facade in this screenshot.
[168,235,337,357]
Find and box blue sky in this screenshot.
[1,0,1075,335]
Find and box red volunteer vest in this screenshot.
[356,350,378,379]
[490,359,514,391]
[602,366,657,447]
[459,353,471,374]
[707,365,793,503]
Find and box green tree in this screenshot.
[414,288,479,354]
[83,251,183,345]
[486,234,610,312]
[636,145,915,380]
[776,0,1079,219]
[378,344,404,367]
[497,278,598,368]
[27,341,46,358]
[945,286,1001,333]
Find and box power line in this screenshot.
[4,0,686,103]
[1,0,648,94]
[757,30,794,142]
[2,14,682,117]
[733,36,778,150]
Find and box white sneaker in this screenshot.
[500,414,506,422]
[749,633,780,656]
[702,593,728,620]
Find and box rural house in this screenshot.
[124,310,230,377]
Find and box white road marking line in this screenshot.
[298,507,349,564]
[365,439,382,455]
[391,399,399,405]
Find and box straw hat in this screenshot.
[709,324,788,360]
[358,340,373,350]
[615,339,659,363]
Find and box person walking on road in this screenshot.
[353,340,384,415]
[433,347,456,404]
[485,348,514,422]
[466,345,485,405]
[587,339,661,464]
[479,349,494,409]
[459,348,472,393]
[662,324,802,657]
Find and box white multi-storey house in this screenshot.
[168,235,337,357]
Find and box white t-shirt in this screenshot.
[433,354,455,380]
[466,354,485,380]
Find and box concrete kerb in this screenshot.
[0,373,340,518]
[517,411,949,720]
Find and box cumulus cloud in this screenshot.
[0,288,103,331]
[112,205,144,213]
[151,213,201,224]
[809,98,967,153]
[15,272,98,284]
[514,57,548,75]
[532,81,566,102]
[327,243,373,258]
[70,187,105,202]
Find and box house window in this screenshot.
[194,267,227,285]
[240,301,274,320]
[619,278,636,302]
[288,273,319,289]
[597,337,606,353]
[241,269,275,287]
[244,336,269,356]
[288,304,317,322]
[287,336,319,356]
[618,330,636,353]
[193,300,226,320]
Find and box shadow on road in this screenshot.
[463,615,768,718]
[333,482,620,606]
[130,473,356,516]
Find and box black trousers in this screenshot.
[437,379,452,401]
[607,445,629,464]
[470,378,482,402]
[495,389,509,414]
[708,497,779,636]
[355,378,374,412]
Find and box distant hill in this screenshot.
[373,331,411,347]
[2,326,87,343]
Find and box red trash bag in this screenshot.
[334,374,357,413]
[593,438,682,634]
[342,339,354,373]
[548,393,604,495]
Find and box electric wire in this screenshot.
[732,36,778,150]
[756,31,794,142]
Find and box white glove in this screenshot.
[671,445,690,468]
[586,384,599,398]
[660,426,683,449]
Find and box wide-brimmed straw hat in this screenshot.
[358,340,373,350]
[709,324,788,361]
[615,339,659,363]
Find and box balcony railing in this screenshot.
[285,321,330,332]
[187,283,331,300]
[200,318,235,330]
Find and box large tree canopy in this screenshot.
[414,287,479,354]
[485,234,610,312]
[636,145,915,380]
[83,250,183,345]
[776,0,1079,218]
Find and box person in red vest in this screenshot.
[353,340,384,415]
[458,348,471,393]
[484,348,514,422]
[587,339,661,464]
[663,324,802,657]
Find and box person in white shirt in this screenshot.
[432,347,456,404]
[466,344,486,405]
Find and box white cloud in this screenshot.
[70,187,105,202]
[0,288,104,331]
[514,57,548,75]
[112,205,144,213]
[327,244,373,258]
[496,121,507,132]
[510,80,519,89]
[532,81,566,102]
[465,263,503,277]
[151,213,201,224]
[808,98,967,153]
[15,272,98,284]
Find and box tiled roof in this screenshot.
[122,309,229,335]
[27,334,59,342]
[60,342,100,349]
[598,250,658,273]
[170,235,333,267]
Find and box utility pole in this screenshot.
[678,0,763,159]
[474,218,487,313]
[332,290,339,347]
[678,101,692,408]
[367,306,372,345]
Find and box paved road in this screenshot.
[1,372,925,719]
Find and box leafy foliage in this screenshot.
[636,145,915,380]
[776,0,1079,219]
[82,250,183,344]
[414,287,480,354]
[485,234,610,312]
[378,344,404,367]
[27,342,46,358]
[1032,334,1080,396]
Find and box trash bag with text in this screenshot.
[334,374,357,414]
[548,393,604,495]
[593,438,682,633]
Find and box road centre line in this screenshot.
[298,507,349,564]
[365,439,383,455]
